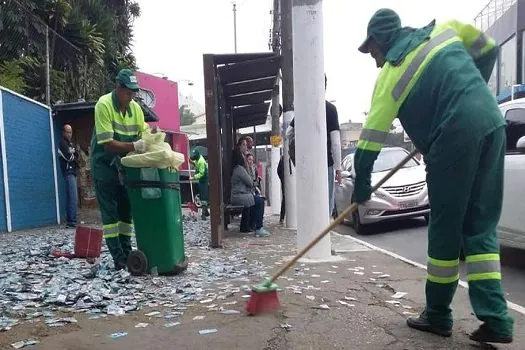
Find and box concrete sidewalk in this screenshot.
[3,216,524,350]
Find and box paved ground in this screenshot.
[1,214,524,349]
[333,217,525,307]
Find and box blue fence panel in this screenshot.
[0,91,6,232]
[2,90,57,230]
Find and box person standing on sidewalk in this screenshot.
[290,75,342,218]
[58,124,79,228]
[91,68,153,270]
[354,9,513,343]
[190,149,209,219]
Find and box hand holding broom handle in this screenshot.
[268,148,420,284]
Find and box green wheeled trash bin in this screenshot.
[124,166,188,276]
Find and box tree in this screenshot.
[180,105,197,126]
[0,0,140,104]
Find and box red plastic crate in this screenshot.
[74,226,103,258]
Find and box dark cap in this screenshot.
[358,8,402,54]
[116,69,140,92]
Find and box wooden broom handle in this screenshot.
[269,148,420,283]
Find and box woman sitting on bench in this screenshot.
[230,148,270,237]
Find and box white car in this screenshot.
[334,147,430,234]
[497,98,525,250]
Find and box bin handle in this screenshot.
[126,180,180,191]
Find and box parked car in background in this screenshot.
[334,147,430,234]
[497,98,525,251]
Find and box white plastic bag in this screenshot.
[121,129,185,169]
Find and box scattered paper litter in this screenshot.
[223,301,238,305]
[280,323,293,331]
[241,295,251,299]
[164,322,181,328]
[220,309,240,315]
[10,340,40,349]
[320,280,330,284]
[200,298,214,304]
[378,274,391,279]
[354,272,364,276]
[311,274,321,278]
[337,300,349,306]
[193,315,205,320]
[372,272,383,275]
[312,304,330,310]
[344,296,357,301]
[135,323,149,328]
[402,305,413,309]
[306,295,315,301]
[385,300,401,305]
[109,332,128,339]
[144,311,161,317]
[391,292,408,299]
[403,311,418,315]
[199,328,218,335]
[331,265,339,269]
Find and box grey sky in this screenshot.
[133,0,489,124]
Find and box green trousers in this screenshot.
[424,127,513,336]
[94,179,134,266]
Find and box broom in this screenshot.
[245,148,420,315]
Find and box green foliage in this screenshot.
[0,0,141,104]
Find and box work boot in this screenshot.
[406,312,452,337]
[469,324,513,344]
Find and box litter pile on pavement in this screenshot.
[0,217,269,335]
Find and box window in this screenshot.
[504,108,525,152]
[488,57,498,96]
[499,36,517,95]
[372,148,419,173]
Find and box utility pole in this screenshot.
[45,26,51,106]
[269,0,281,215]
[292,0,331,260]
[233,2,238,53]
[280,0,296,229]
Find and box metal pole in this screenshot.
[280,0,297,229]
[233,2,238,53]
[293,0,331,260]
[45,26,51,106]
[270,0,281,215]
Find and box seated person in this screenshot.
[230,148,270,237]
[246,153,262,196]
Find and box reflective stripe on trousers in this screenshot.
[466,253,501,282]
[427,256,460,284]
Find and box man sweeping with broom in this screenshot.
[353,8,513,344]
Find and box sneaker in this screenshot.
[66,223,76,229]
[255,228,271,237]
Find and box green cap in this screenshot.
[358,8,402,54]
[190,149,200,160]
[116,69,140,92]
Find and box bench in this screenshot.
[224,204,245,230]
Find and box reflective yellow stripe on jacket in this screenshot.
[358,21,497,153]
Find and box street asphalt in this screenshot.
[334,217,525,308]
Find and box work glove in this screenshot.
[151,125,160,134]
[352,178,372,204]
[133,139,146,153]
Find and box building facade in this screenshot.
[474,0,525,102]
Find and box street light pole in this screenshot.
[233,2,238,53]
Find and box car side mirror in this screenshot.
[516,136,525,152]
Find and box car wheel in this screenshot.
[424,214,430,225]
[352,210,368,235]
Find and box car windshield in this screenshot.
[372,148,419,173]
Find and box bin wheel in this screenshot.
[127,250,148,276]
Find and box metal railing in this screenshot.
[474,0,517,31]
